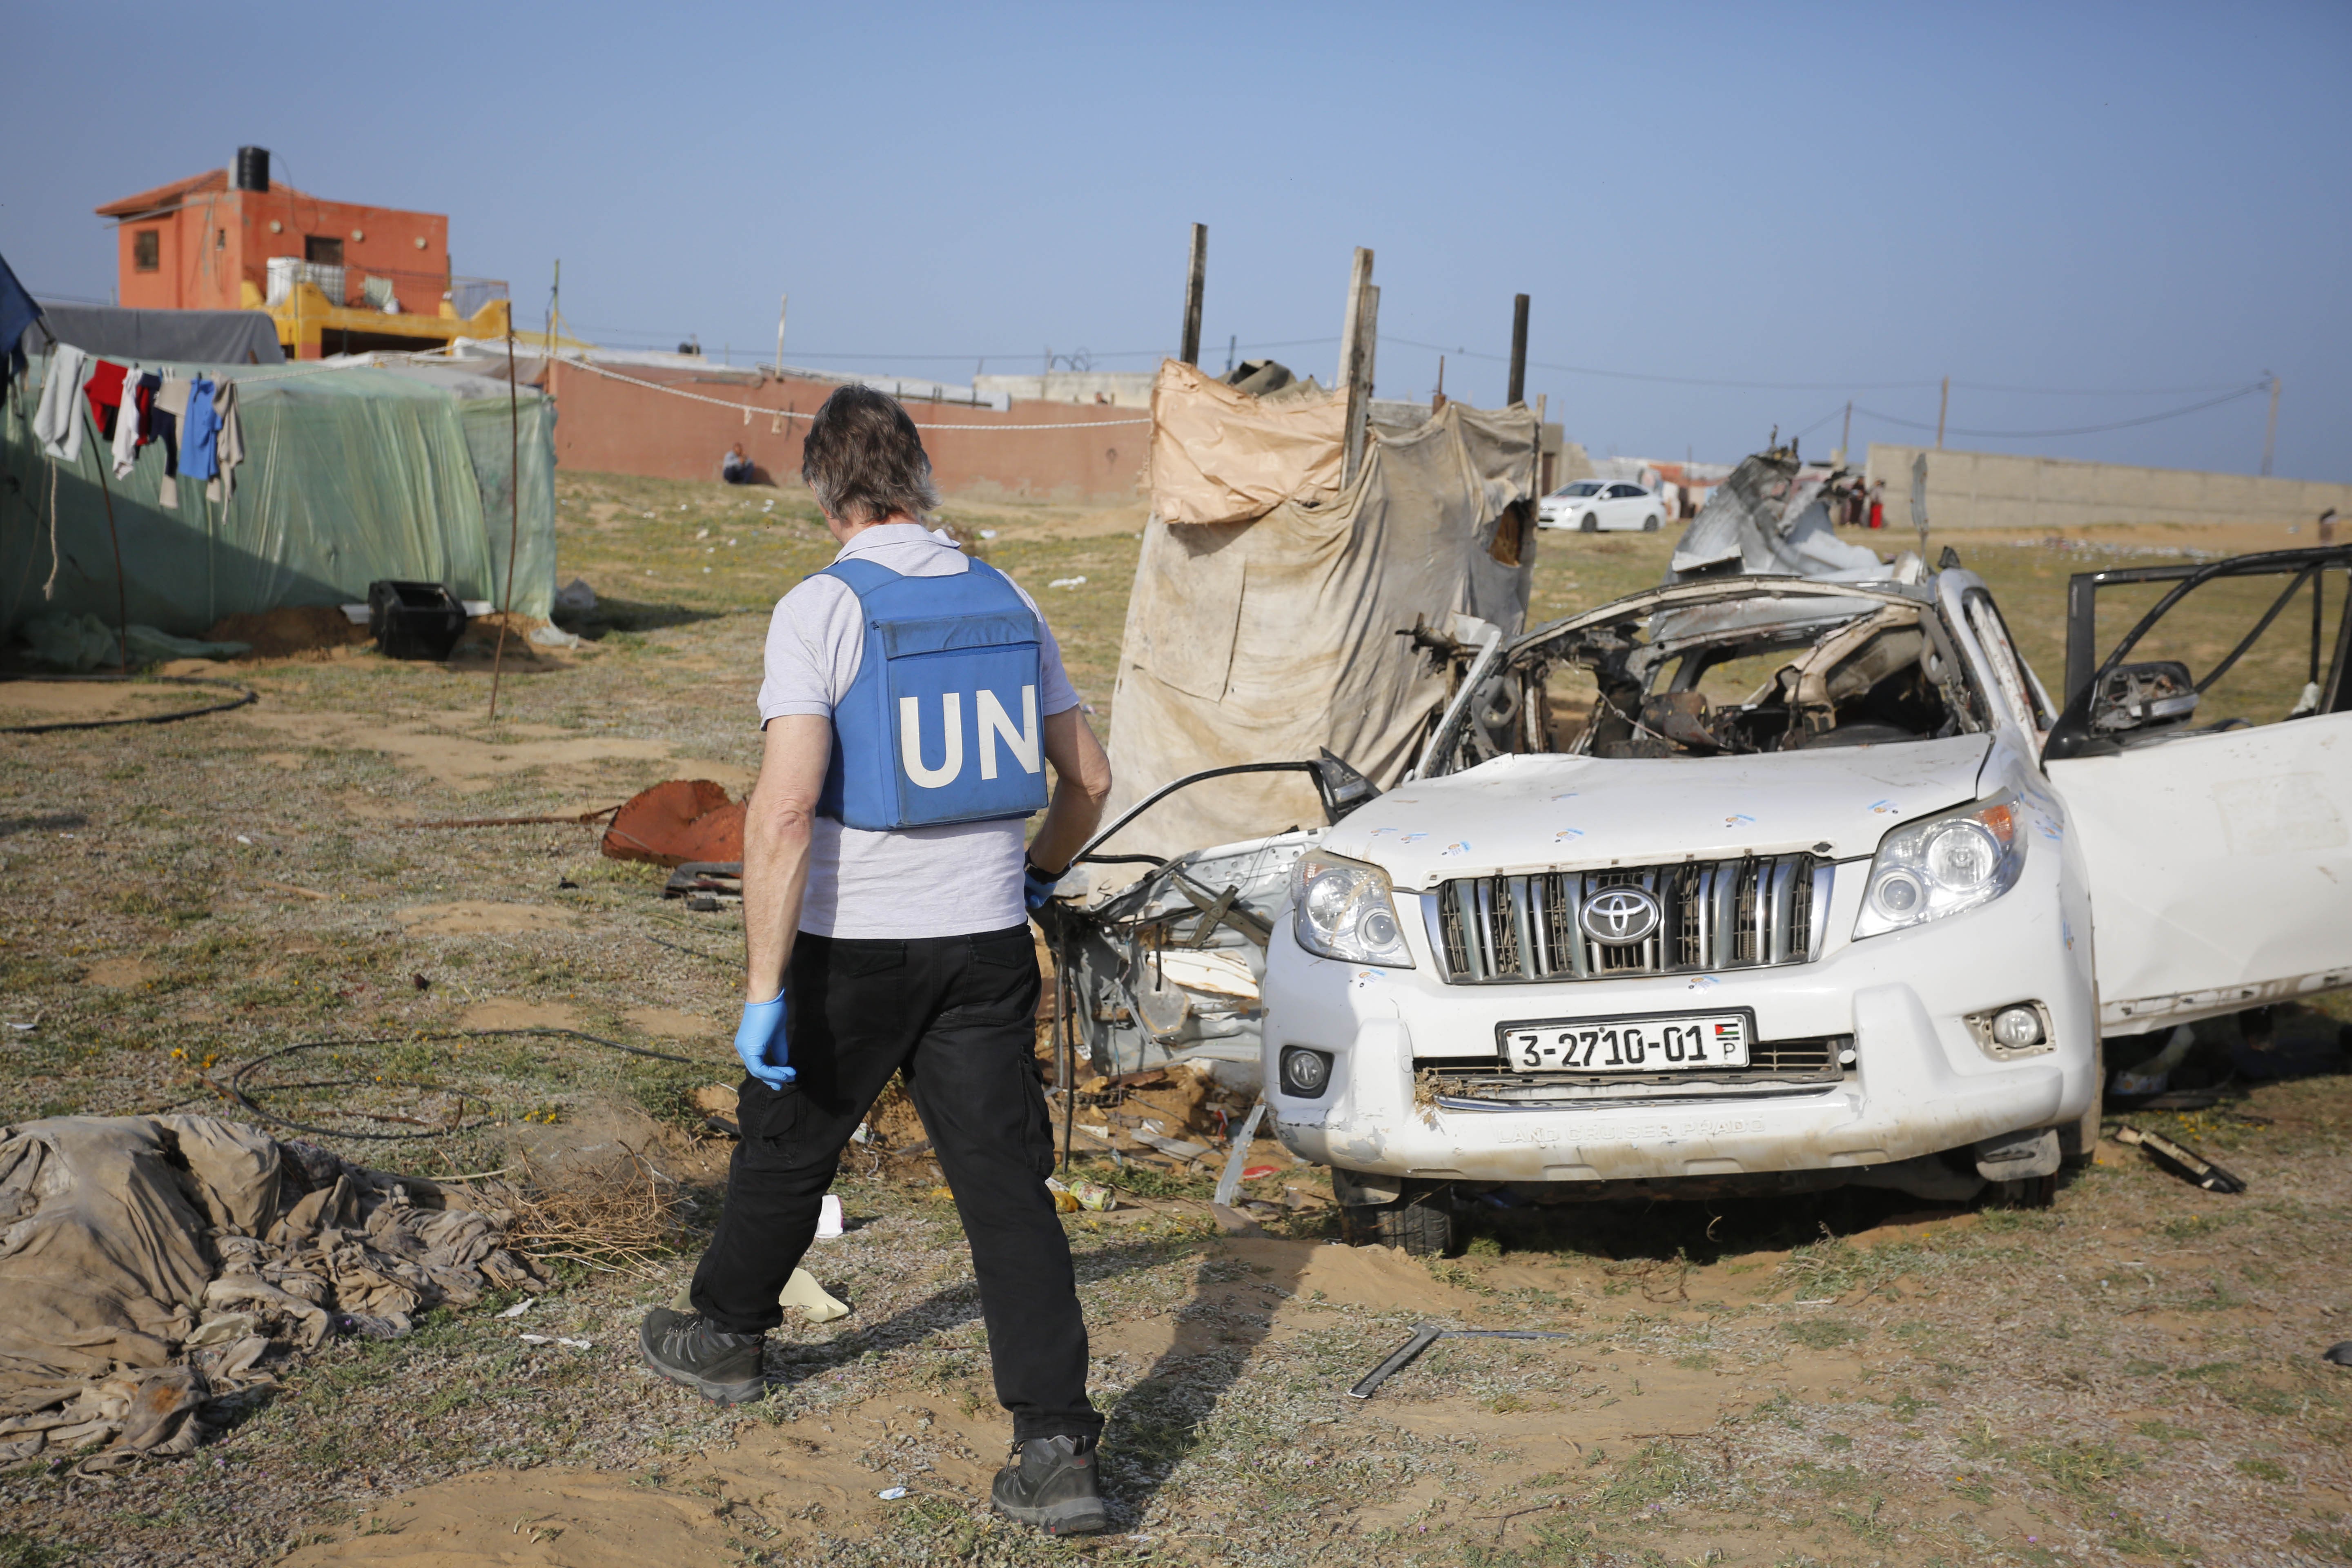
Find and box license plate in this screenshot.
[1499,1011,1753,1072]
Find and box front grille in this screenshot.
[1429,855,1832,983]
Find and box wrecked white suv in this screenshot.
[1044,545,2352,1253]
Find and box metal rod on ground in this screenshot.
[1339,247,1374,488]
[1507,293,1529,406]
[1057,940,1076,1172]
[1212,1099,1270,1206]
[1348,1325,1579,1399]
[1179,223,1207,367]
[487,298,526,720]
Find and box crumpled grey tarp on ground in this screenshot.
[0,1114,540,1472]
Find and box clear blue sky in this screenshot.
[8,2,2348,479]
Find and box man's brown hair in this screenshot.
[800,385,940,524]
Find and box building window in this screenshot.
[305,235,343,267]
[133,229,160,272]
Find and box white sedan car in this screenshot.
[1537,480,1666,533]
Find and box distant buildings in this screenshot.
[95,147,509,359]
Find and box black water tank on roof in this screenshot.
[234,146,270,193]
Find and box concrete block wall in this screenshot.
[548,363,1148,503]
[1863,443,2352,531]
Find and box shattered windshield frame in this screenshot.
[1414,577,1992,778]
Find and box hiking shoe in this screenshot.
[991,1434,1109,1535]
[638,1306,766,1404]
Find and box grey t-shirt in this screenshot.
[758,522,1080,939]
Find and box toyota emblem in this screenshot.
[1579,886,1662,945]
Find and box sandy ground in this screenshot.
[2,476,2347,1567]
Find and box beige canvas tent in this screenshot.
[1101,360,1541,858]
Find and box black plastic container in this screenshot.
[235,146,270,193]
[367,580,469,661]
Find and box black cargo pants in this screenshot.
[689,923,1100,1443]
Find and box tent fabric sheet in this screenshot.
[1148,359,1346,526]
[1104,373,1540,859]
[0,351,555,641]
[22,305,285,366]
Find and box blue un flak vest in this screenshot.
[817,556,1051,831]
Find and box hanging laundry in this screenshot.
[33,345,89,463]
[114,369,159,479]
[205,380,245,503]
[82,359,127,441]
[152,373,188,507]
[182,375,219,483]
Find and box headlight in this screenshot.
[1289,850,1415,967]
[1852,792,2026,939]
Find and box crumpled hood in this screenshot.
[1328,735,1992,887]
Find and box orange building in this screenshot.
[95,148,507,359]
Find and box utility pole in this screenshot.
[1935,376,1949,450]
[1840,400,1852,467]
[1507,293,1530,406]
[1179,223,1207,367]
[2261,373,2280,477]
[774,292,787,376]
[1339,247,1376,488]
[1224,334,1236,375]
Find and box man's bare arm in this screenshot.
[1026,706,1113,875]
[744,715,831,1002]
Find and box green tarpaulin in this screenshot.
[1,352,555,643]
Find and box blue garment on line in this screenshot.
[183,376,220,481]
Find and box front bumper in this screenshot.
[1261,856,2097,1186]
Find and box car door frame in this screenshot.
[2036,546,2352,1034]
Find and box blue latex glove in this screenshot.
[734,992,794,1089]
[1022,858,1063,913]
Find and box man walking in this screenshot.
[640,385,1116,1536]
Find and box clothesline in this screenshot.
[542,352,1153,433]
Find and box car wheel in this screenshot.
[1580,514,1599,533]
[1642,514,1661,532]
[1987,1173,2057,1209]
[1340,1195,1457,1256]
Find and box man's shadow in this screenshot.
[1091,1227,1315,1523]
[760,1235,1189,1390]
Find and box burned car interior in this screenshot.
[1419,581,1991,778]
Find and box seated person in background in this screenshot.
[722,443,755,485]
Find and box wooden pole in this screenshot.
[487,305,524,721]
[1507,293,1530,406]
[88,408,130,672]
[2261,374,2280,477]
[1935,376,1949,450]
[1536,392,1551,492]
[1178,223,1207,367]
[1339,247,1374,487]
